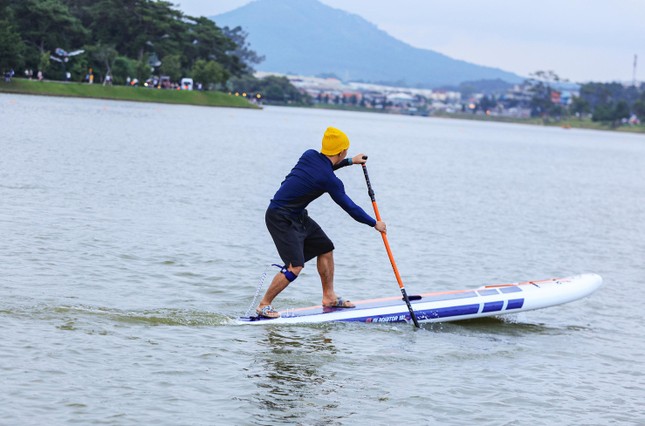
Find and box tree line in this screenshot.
[227,74,312,105]
[0,0,263,87]
[475,71,645,126]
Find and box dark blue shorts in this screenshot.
[265,207,335,268]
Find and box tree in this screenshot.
[160,54,182,82]
[592,105,613,122]
[579,82,645,124]
[227,74,312,105]
[613,101,630,121]
[191,59,227,88]
[185,17,243,76]
[89,43,117,81]
[3,0,261,84]
[68,0,186,61]
[525,70,567,118]
[633,95,645,119]
[222,26,264,71]
[580,82,626,110]
[570,96,590,115]
[592,101,630,126]
[12,0,88,66]
[38,51,51,74]
[479,95,497,112]
[264,84,284,101]
[135,57,151,81]
[0,18,25,71]
[111,56,136,84]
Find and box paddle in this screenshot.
[361,156,420,328]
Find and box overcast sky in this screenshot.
[174,0,644,83]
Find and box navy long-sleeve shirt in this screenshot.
[268,150,377,227]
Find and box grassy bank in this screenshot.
[0,78,257,109]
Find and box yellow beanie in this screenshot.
[321,127,350,156]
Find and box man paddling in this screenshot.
[257,127,387,318]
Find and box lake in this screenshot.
[1,93,644,425]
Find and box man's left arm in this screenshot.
[332,153,368,170]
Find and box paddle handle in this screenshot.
[361,162,420,328]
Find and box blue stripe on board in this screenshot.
[506,298,524,310]
[349,304,481,323]
[430,304,481,318]
[482,301,504,312]
[500,286,523,294]
[477,289,499,297]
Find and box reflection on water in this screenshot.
[433,316,585,337]
[249,327,346,425]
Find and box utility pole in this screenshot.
[633,54,638,87]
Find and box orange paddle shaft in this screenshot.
[370,200,406,290]
[361,161,420,328]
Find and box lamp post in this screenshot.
[144,34,169,88]
[49,47,84,81]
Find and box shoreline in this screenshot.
[3,79,643,134]
[310,104,645,134]
[430,111,645,134]
[0,79,258,109]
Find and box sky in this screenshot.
[173,0,645,83]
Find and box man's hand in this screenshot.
[375,221,386,234]
[353,153,368,165]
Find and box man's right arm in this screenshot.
[327,178,377,227]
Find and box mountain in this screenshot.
[212,0,523,88]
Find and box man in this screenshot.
[257,127,387,318]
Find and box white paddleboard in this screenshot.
[238,273,603,325]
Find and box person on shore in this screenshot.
[256,127,387,318]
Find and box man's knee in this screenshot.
[280,264,302,282]
[291,265,303,274]
[318,250,334,259]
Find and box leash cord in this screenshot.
[243,264,274,318]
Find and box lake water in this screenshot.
[1,93,644,425]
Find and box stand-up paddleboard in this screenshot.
[238,273,602,325]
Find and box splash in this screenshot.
[2,304,234,327]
